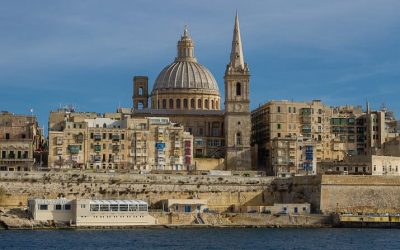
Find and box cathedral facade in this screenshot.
[131,14,252,170]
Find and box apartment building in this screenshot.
[48,108,193,171]
[251,100,398,175]
[0,111,45,171]
[251,100,331,175]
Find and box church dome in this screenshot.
[153,61,219,92]
[152,26,220,95]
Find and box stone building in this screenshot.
[48,108,193,171]
[130,14,252,170]
[251,100,332,174]
[0,111,45,171]
[318,155,400,176]
[252,99,398,175]
[270,136,317,176]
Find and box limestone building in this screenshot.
[130,14,252,170]
[252,100,398,175]
[0,111,45,171]
[48,108,193,171]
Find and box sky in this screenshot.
[1,0,400,131]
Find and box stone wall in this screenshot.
[320,175,400,214]
[0,172,275,211]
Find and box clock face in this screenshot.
[234,103,242,111]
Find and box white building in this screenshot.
[28,198,156,226]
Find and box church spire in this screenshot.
[229,12,245,70]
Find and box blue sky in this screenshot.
[1,0,400,131]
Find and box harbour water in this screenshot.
[0,228,399,249]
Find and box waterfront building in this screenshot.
[0,111,46,171]
[130,14,252,170]
[28,198,156,226]
[252,100,398,175]
[48,108,193,171]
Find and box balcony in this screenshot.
[94,134,102,141]
[94,145,101,152]
[68,145,80,154]
[112,134,120,141]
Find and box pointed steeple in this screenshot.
[229,12,245,70]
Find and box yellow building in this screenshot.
[48,109,193,171]
[252,100,398,175]
[0,111,45,171]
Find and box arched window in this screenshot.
[169,99,174,109]
[138,87,143,96]
[236,132,242,145]
[216,100,219,110]
[205,99,209,109]
[198,99,202,109]
[157,100,160,109]
[176,99,181,109]
[211,100,215,109]
[236,82,241,96]
[191,99,195,109]
[103,123,107,128]
[183,99,188,109]
[162,99,167,109]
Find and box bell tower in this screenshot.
[132,76,149,110]
[224,13,252,170]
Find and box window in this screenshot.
[119,204,128,211]
[205,100,209,109]
[39,204,48,210]
[236,132,242,145]
[183,99,188,109]
[103,123,107,128]
[162,99,167,109]
[277,106,281,113]
[5,133,10,140]
[176,99,181,109]
[21,134,26,139]
[90,204,99,211]
[169,99,174,109]
[110,204,118,211]
[191,99,195,109]
[277,124,281,129]
[64,204,71,210]
[288,107,291,113]
[55,204,62,210]
[138,87,143,96]
[121,134,125,140]
[198,99,202,109]
[236,82,241,96]
[318,117,322,123]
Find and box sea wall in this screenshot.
[319,175,400,214]
[151,212,331,227]
[0,172,275,211]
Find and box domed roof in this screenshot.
[152,26,220,94]
[154,61,219,91]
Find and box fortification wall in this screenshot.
[320,175,400,214]
[0,172,275,211]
